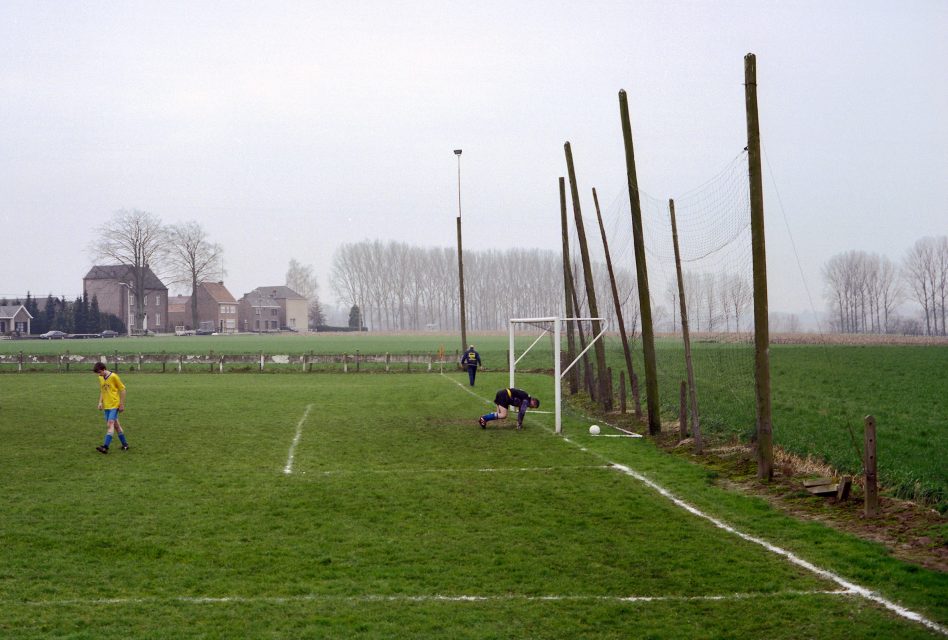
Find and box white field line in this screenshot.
[283,403,313,475]
[16,589,855,608]
[438,373,553,415]
[443,373,947,636]
[561,443,948,635]
[314,465,612,476]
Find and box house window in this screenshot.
[271,309,278,316]
[226,319,235,329]
[255,308,260,315]
[156,312,161,327]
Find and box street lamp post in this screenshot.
[454,149,468,352]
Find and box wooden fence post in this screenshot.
[607,367,614,410]
[619,371,627,414]
[679,380,688,439]
[356,350,360,373]
[864,415,878,518]
[18,351,23,373]
[632,373,643,420]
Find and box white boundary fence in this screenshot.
[0,351,447,373]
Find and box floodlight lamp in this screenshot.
[454,149,462,155]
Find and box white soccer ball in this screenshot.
[589,425,600,435]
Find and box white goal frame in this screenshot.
[508,316,607,434]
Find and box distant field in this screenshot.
[3,332,945,511]
[1,373,944,638]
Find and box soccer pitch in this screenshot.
[1,372,945,639]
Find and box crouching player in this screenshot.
[93,362,130,454]
[479,388,540,430]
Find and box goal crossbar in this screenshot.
[509,316,606,434]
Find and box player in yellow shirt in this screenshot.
[93,362,130,454]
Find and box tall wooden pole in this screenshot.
[455,150,468,352]
[618,90,661,435]
[593,187,638,411]
[744,54,773,480]
[563,206,595,398]
[669,199,702,453]
[565,142,612,411]
[560,178,580,395]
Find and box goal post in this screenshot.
[509,316,607,434]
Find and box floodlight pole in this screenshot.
[454,149,468,352]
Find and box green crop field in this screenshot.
[3,332,946,511]
[1,372,945,638]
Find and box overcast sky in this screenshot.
[2,1,945,316]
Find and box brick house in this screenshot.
[194,282,238,334]
[238,286,307,332]
[83,265,169,334]
[167,295,190,329]
[0,304,32,335]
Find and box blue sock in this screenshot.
[483,413,497,422]
[103,434,113,448]
[118,433,128,446]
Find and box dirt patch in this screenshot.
[656,427,947,573]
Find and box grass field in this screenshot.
[3,332,946,511]
[1,371,945,638]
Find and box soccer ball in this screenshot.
[589,425,600,435]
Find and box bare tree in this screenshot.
[166,221,224,330]
[286,259,323,330]
[875,255,903,333]
[90,209,166,333]
[725,273,752,333]
[936,236,948,335]
[903,239,937,336]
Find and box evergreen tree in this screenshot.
[43,295,56,333]
[24,292,42,334]
[348,305,364,331]
[72,296,86,333]
[89,295,102,332]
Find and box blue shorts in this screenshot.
[103,408,119,422]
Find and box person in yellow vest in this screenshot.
[93,362,130,454]
[478,387,539,430]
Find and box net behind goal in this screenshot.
[508,316,606,434]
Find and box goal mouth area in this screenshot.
[508,316,606,434]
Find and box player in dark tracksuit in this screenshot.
[460,345,481,386]
[479,387,540,430]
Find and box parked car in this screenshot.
[195,328,214,336]
[100,330,119,338]
[40,330,68,340]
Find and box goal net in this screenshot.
[509,316,606,434]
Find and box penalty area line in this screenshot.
[283,403,313,475]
